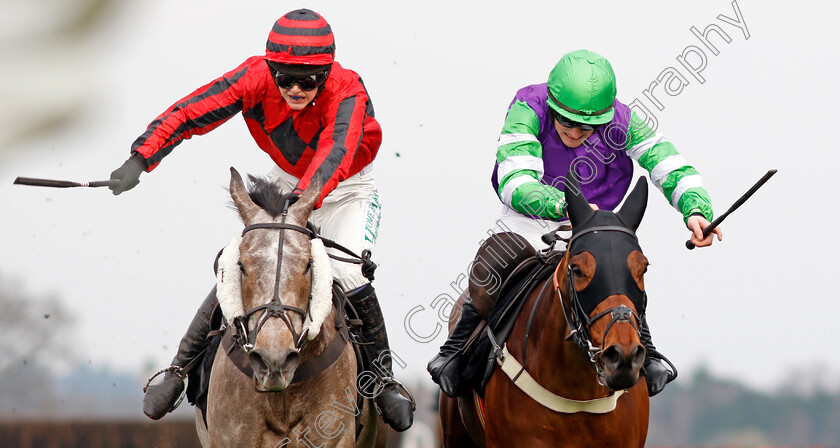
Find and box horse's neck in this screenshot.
[514,281,609,400]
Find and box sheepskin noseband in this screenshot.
[215,235,334,340]
[216,235,245,320]
[304,238,333,339]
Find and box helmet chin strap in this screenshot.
[310,68,332,104]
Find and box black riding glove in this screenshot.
[109,153,146,195]
[280,189,303,209]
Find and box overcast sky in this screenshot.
[1,0,839,392]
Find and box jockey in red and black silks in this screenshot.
[129,50,380,208]
[114,9,414,433]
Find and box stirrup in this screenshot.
[372,376,417,416]
[143,365,188,413]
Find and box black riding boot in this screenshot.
[427,300,483,398]
[640,315,677,397]
[142,287,216,419]
[348,284,414,432]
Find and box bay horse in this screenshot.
[195,168,385,448]
[440,177,652,448]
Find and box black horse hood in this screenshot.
[568,211,646,316]
[565,176,649,316]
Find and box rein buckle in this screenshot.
[296,328,310,349]
[232,317,253,352]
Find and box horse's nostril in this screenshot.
[630,345,646,369]
[248,350,270,375]
[248,348,300,377]
[602,346,624,367]
[284,350,300,370]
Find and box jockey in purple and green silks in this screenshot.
[428,49,723,399]
[491,54,714,235]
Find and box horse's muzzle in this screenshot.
[600,344,645,391]
[248,347,301,392]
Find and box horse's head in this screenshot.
[558,176,649,391]
[224,168,330,392]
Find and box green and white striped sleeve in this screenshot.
[626,110,714,222]
[496,100,564,220]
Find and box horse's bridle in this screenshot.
[232,203,378,354]
[235,207,318,353]
[557,225,645,384]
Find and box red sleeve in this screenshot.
[295,91,369,205]
[130,60,253,171]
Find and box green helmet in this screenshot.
[547,49,617,125]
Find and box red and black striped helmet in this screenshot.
[265,9,335,66]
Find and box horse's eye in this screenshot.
[238,261,247,276]
[305,259,313,274]
[570,265,582,277]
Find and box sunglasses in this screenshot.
[551,109,600,132]
[272,70,329,91]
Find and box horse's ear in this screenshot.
[230,167,260,224]
[289,173,322,223]
[564,173,594,228]
[616,176,648,231]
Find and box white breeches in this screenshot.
[268,165,381,292]
[491,205,572,252]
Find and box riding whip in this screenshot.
[686,169,777,250]
[13,177,119,189]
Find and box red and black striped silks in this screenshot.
[265,9,335,66]
[130,57,380,208]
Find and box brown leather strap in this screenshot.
[220,286,352,385]
[291,326,348,384]
[179,346,208,376]
[220,324,348,385]
[221,330,253,377]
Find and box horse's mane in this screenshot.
[242,175,287,218]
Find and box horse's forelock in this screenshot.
[246,175,287,218]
